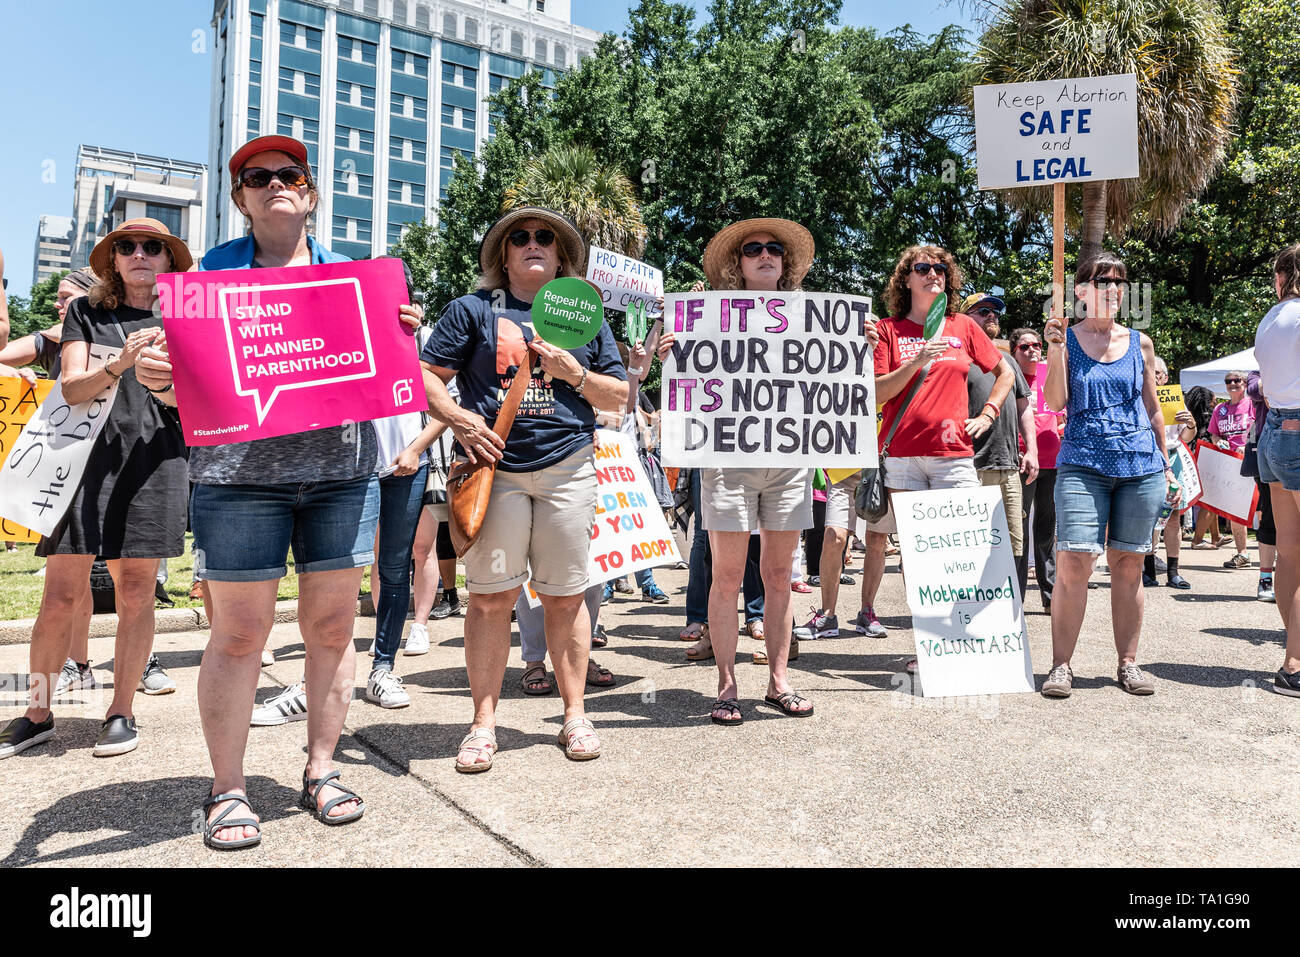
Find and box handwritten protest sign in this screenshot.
[0,378,56,542]
[588,429,681,584]
[0,344,121,537]
[973,74,1139,190]
[586,245,663,315]
[1194,441,1258,525]
[894,486,1035,698]
[1169,441,1201,509]
[1157,384,1186,426]
[660,291,878,468]
[157,258,425,446]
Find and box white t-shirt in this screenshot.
[374,412,428,478]
[1255,298,1300,409]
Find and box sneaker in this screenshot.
[1042,663,1073,698]
[850,536,866,553]
[614,578,634,595]
[404,622,430,655]
[793,609,838,640]
[251,681,308,726]
[431,594,461,619]
[601,582,614,604]
[55,658,97,694]
[137,655,176,695]
[1273,668,1300,697]
[93,715,138,757]
[838,573,854,585]
[673,560,689,570]
[1258,576,1276,603]
[642,585,669,604]
[1117,662,1156,695]
[0,714,54,759]
[365,670,410,709]
[261,648,275,667]
[847,605,887,638]
[807,575,821,587]
[1224,553,1250,569]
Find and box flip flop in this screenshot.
[763,691,814,717]
[710,698,742,726]
[202,792,261,851]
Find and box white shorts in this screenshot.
[883,455,979,492]
[700,467,812,532]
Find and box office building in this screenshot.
[207,0,602,259]
[32,215,74,287]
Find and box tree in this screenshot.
[5,271,66,340]
[973,0,1238,264]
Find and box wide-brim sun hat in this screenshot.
[702,218,815,290]
[89,217,193,275]
[479,206,587,276]
[228,134,311,181]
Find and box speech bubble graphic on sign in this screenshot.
[531,277,604,348]
[221,277,375,425]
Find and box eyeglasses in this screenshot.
[1090,275,1130,290]
[1017,342,1042,352]
[975,307,1002,319]
[508,228,556,248]
[237,165,311,189]
[912,262,948,276]
[112,238,166,257]
[741,241,784,258]
[1225,378,1244,385]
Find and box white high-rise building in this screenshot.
[206,0,602,259]
[32,215,74,287]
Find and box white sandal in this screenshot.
[455,727,497,773]
[557,716,601,761]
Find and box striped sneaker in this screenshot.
[251,681,307,726]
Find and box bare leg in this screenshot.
[1107,549,1146,663]
[1270,485,1300,668]
[707,531,750,704]
[412,510,438,624]
[539,591,589,723]
[818,524,849,612]
[1050,551,1099,667]
[861,531,888,610]
[1232,520,1248,558]
[759,528,804,702]
[25,554,96,719]
[462,589,516,730]
[103,557,166,721]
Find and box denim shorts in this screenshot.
[1054,463,1166,554]
[191,474,379,582]
[1258,408,1300,491]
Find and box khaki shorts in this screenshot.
[824,472,860,529]
[979,468,1024,556]
[884,455,979,492]
[701,467,812,532]
[462,446,597,597]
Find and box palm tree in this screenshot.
[972,0,1237,264]
[502,143,648,258]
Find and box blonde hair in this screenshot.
[713,237,801,292]
[885,245,964,318]
[476,233,580,292]
[1275,245,1300,301]
[88,249,174,310]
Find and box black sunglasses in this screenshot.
[913,262,948,276]
[238,165,311,189]
[113,238,166,257]
[1090,275,1130,290]
[508,228,556,248]
[1225,378,1244,385]
[741,241,784,258]
[975,307,1002,319]
[1017,342,1042,352]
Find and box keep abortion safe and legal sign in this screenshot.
[973,73,1138,190]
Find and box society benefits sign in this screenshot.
[973,73,1138,191]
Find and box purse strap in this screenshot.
[492,312,534,444]
[879,363,930,458]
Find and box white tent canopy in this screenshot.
[1177,347,1258,395]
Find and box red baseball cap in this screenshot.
[228,134,310,180]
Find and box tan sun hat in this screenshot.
[702,218,815,290]
[89,217,193,275]
[479,206,587,276]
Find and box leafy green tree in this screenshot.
[5,271,65,340]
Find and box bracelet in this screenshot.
[145,383,173,395]
[103,364,121,380]
[573,367,589,396]
[982,401,999,419]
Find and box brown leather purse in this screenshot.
[446,354,534,556]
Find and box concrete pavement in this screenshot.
[2,542,1297,867]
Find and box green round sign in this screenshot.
[531,278,605,349]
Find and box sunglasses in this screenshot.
[741,241,784,258]
[1017,342,1042,352]
[1090,275,1130,290]
[237,165,311,189]
[508,228,556,247]
[113,238,166,257]
[975,307,1002,319]
[1225,378,1244,385]
[912,262,948,276]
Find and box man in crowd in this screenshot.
[1010,325,1060,611]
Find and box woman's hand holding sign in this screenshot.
[398,303,423,329]
[134,334,178,403]
[529,335,583,386]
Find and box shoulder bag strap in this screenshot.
[879,363,930,457]
[492,312,533,443]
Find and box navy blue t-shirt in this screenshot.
[421,288,626,472]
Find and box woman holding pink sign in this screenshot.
[132,135,422,850]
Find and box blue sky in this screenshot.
[0,0,973,298]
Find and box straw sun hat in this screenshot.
[479,206,587,276]
[702,217,815,290]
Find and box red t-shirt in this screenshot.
[874,313,1004,457]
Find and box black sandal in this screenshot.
[299,770,365,826]
[710,698,743,726]
[764,691,815,717]
[202,792,262,850]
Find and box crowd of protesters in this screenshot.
[0,132,1297,852]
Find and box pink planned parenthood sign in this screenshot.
[157,258,426,445]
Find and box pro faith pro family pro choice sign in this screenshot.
[973,73,1138,190]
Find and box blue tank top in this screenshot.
[1058,326,1164,477]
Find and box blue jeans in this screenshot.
[372,466,428,670]
[191,475,378,582]
[1054,464,1165,554]
[1258,407,1300,491]
[685,469,764,624]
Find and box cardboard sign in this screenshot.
[588,429,681,584]
[157,259,425,446]
[973,73,1139,190]
[1194,441,1259,525]
[586,245,663,315]
[0,344,121,536]
[660,291,879,468]
[893,486,1035,698]
[1170,441,1202,511]
[1157,384,1186,426]
[0,378,57,542]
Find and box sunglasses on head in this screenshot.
[741,241,784,258]
[912,262,948,276]
[113,238,166,257]
[1090,275,1130,290]
[237,165,311,189]
[508,228,556,248]
[1225,377,1244,385]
